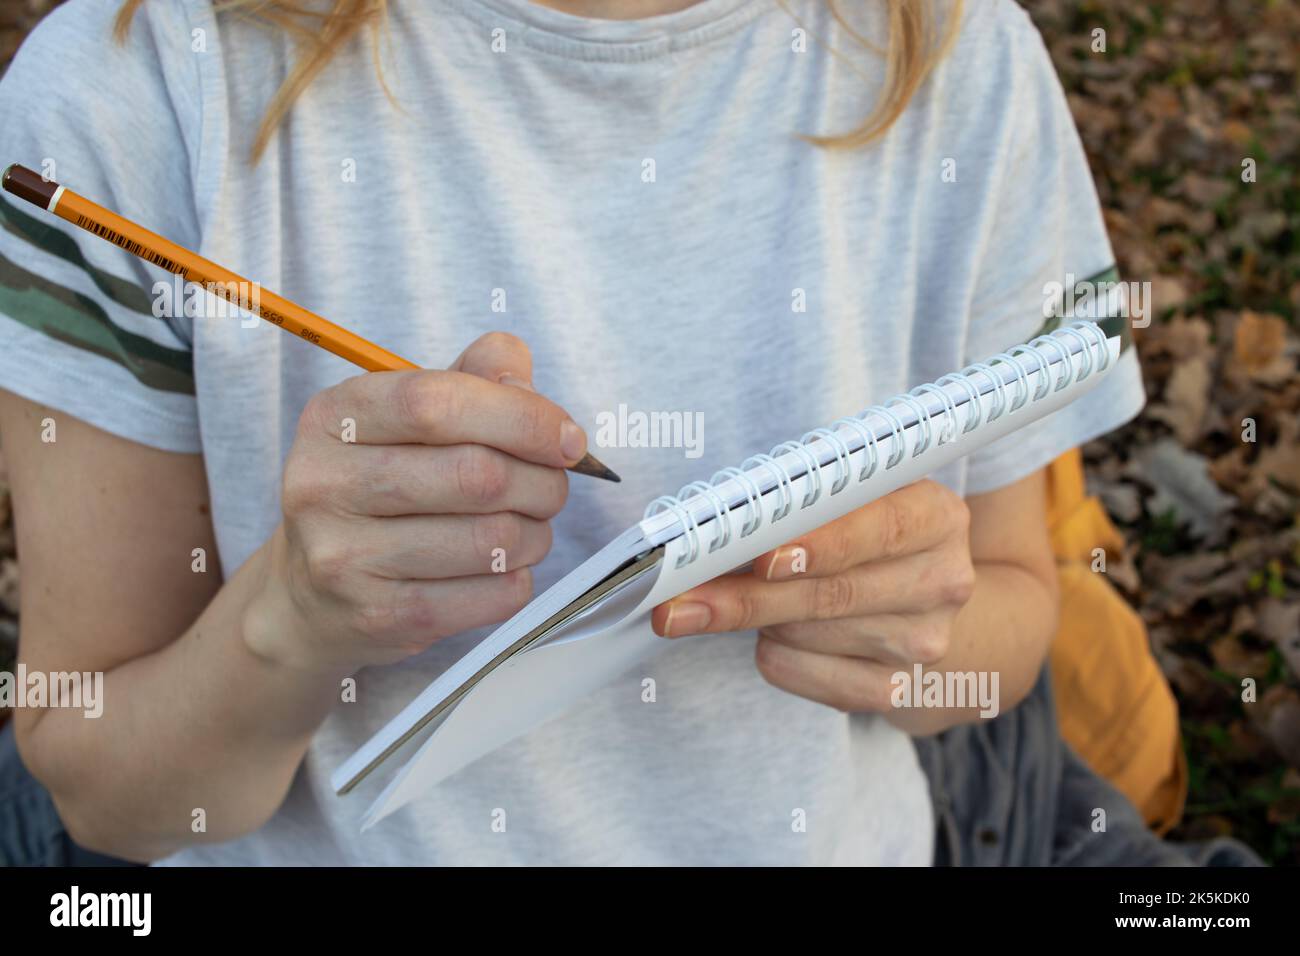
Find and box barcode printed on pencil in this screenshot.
[74,215,182,275]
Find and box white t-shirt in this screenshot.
[0,0,1143,864]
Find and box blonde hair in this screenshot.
[116,0,961,161]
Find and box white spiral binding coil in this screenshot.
[644,320,1111,568]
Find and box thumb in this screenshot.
[449,331,534,388]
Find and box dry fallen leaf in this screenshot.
[1256,417,1300,494]
[1129,438,1236,544]
[1209,635,1273,679]
[1142,550,1238,617]
[1094,479,1143,523]
[1209,446,1253,498]
[1235,311,1287,368]
[1233,311,1297,385]
[1256,599,1300,676]
[1159,650,1225,709]
[1174,172,1233,207]
[1148,355,1213,444]
[1149,275,1191,317]
[1258,687,1300,769]
[1146,316,1213,360]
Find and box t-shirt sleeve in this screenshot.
[0,0,204,452]
[960,4,1145,496]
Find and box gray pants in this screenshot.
[0,668,1263,866]
[913,666,1261,866]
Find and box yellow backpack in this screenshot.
[1046,448,1187,834]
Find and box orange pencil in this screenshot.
[1,163,619,481]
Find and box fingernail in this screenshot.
[498,373,534,391]
[765,546,803,580]
[560,420,587,463]
[765,547,789,580]
[663,601,711,637]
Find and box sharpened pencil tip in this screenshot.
[569,452,621,482]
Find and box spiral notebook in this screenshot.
[333,318,1125,828]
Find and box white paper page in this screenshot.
[357,333,1121,827]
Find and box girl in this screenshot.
[0,0,1144,864]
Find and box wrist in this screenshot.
[240,526,354,682]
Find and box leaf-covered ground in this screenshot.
[1025,0,1299,864]
[0,0,1296,863]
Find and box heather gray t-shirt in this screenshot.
[0,0,1143,864]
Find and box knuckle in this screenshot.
[354,589,439,641]
[455,445,509,506]
[941,487,971,535]
[881,497,909,557]
[515,397,555,456]
[822,531,852,571]
[725,588,760,630]
[474,512,522,563]
[394,374,429,430]
[297,391,333,436]
[303,541,355,594]
[514,565,534,601]
[281,453,328,516]
[347,601,387,638]
[302,380,360,436]
[907,620,949,665]
[501,566,534,613]
[943,562,977,606]
[398,372,460,434]
[535,469,569,519]
[399,594,443,636]
[529,520,555,565]
[363,446,409,512]
[812,574,857,619]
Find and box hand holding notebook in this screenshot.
[333,318,1126,829]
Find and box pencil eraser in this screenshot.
[2,164,58,209]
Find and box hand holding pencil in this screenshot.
[248,331,585,672]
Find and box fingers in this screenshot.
[754,636,898,712]
[311,442,569,519]
[303,368,588,469]
[758,610,950,666]
[348,569,537,652]
[654,551,971,636]
[754,480,969,580]
[336,512,553,580]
